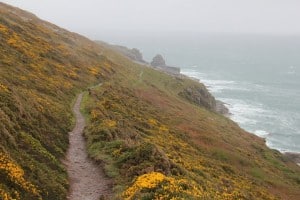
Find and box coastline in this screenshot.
[179,72,300,167]
[215,100,231,117]
[284,152,300,166]
[113,45,300,167]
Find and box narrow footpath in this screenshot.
[65,93,111,200]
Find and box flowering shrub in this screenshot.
[0,83,8,92]
[0,152,41,199]
[0,4,116,199]
[83,82,291,200]
[103,119,117,128]
[0,187,12,200]
[123,172,207,200]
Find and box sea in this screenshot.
[100,33,300,153]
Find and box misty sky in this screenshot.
[2,0,300,39]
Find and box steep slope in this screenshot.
[0,3,115,199]
[82,45,300,199]
[65,93,112,199]
[0,2,299,200]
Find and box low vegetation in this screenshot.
[82,47,300,199]
[0,2,299,200]
[0,3,114,199]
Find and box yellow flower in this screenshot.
[0,152,41,199]
[0,83,9,92]
[148,118,158,126]
[123,172,165,199]
[103,119,117,127]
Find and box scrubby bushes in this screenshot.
[82,82,292,199]
[0,3,115,199]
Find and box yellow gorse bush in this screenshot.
[122,172,205,200]
[159,125,169,133]
[0,188,12,200]
[0,152,41,199]
[103,119,117,128]
[85,84,281,199]
[0,83,9,92]
[0,24,8,32]
[89,66,101,76]
[148,118,158,126]
[123,172,165,199]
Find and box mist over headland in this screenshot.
[2,0,300,40]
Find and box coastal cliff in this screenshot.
[109,44,146,64]
[150,54,181,75]
[0,2,299,200]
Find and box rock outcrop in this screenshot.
[131,48,144,62]
[112,45,146,63]
[215,100,230,116]
[150,54,180,75]
[178,85,217,111]
[151,54,166,67]
[284,152,300,165]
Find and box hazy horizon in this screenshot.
[2,0,300,40]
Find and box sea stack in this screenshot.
[151,54,166,67]
[150,54,180,75]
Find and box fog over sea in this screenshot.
[104,33,300,153]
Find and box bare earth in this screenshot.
[64,93,112,200]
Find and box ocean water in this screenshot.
[103,33,300,153]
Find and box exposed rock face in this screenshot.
[284,152,300,165]
[151,54,166,67]
[131,48,144,62]
[178,85,217,111]
[113,45,146,63]
[150,54,180,75]
[159,66,180,75]
[215,100,230,116]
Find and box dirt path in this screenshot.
[64,93,112,200]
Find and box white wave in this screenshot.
[220,98,265,116]
[181,70,252,93]
[266,138,294,153]
[181,68,300,153]
[181,70,206,79]
[254,130,270,138]
[218,98,275,135]
[231,115,258,125]
[262,131,300,153]
[200,79,236,85]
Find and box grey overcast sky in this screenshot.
[2,0,300,39]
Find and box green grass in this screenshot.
[1,2,300,200]
[81,54,300,199]
[0,3,114,199]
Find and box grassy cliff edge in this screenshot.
[82,47,300,199]
[0,2,299,200]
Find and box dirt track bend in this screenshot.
[65,93,111,200]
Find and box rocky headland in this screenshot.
[111,45,147,64]
[110,46,230,116]
[1,3,300,200]
[150,54,181,75]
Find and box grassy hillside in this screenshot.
[0,3,115,199]
[82,46,300,199]
[0,2,299,200]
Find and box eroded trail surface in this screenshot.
[65,93,111,200]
